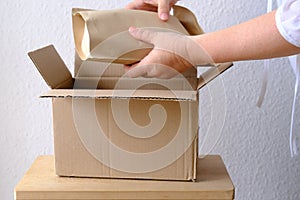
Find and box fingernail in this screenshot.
[129,26,136,33]
[160,13,168,21]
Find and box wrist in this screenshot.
[187,35,215,65]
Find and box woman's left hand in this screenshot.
[125,27,213,79]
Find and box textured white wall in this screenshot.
[0,0,299,200]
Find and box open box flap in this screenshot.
[197,62,233,90]
[29,45,232,96]
[40,89,197,101]
[28,45,74,89]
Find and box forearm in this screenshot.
[194,11,300,63]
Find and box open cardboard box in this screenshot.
[29,45,232,181]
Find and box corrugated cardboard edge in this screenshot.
[197,62,233,90]
[40,89,198,101]
[193,135,198,181]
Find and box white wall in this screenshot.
[0,0,299,200]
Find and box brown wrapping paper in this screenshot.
[72,6,203,65]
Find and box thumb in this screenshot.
[128,27,158,44]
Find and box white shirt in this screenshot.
[275,0,300,156]
[276,0,300,47]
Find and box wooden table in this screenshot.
[14,155,234,200]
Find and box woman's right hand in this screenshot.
[126,0,179,21]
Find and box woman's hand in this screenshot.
[125,27,213,78]
[126,0,178,21]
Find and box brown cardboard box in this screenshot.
[29,45,232,181]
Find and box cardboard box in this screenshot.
[29,45,232,181]
[73,52,200,90]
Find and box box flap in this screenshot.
[41,89,197,101]
[197,62,233,90]
[28,45,74,89]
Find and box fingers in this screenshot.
[126,0,175,21]
[129,27,214,66]
[125,63,148,78]
[124,50,180,79]
[157,0,170,21]
[126,0,147,9]
[125,0,140,9]
[128,27,158,45]
[125,63,178,79]
[126,0,158,12]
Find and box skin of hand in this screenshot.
[125,3,300,78]
[124,27,214,78]
[126,0,178,21]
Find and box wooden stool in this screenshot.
[14,155,234,200]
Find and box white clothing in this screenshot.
[274,0,300,156]
[276,0,300,47]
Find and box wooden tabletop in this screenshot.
[14,155,234,200]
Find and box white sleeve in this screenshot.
[276,0,300,47]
